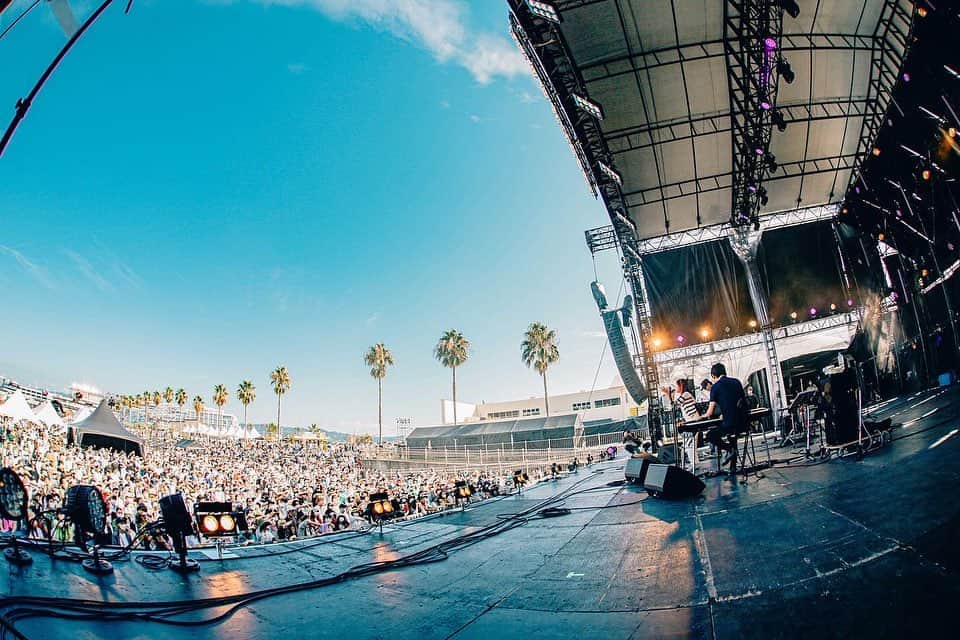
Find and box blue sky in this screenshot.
[0,0,626,432]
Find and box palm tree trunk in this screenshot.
[543,373,550,416]
[276,396,281,438]
[378,377,383,445]
[243,404,248,428]
[452,365,457,426]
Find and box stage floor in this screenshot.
[5,386,960,640]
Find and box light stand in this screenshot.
[82,545,113,575]
[169,531,199,574]
[4,534,32,566]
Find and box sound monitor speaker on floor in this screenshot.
[643,464,705,499]
[624,454,661,485]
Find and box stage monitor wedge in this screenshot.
[643,464,705,499]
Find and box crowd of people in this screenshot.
[0,419,559,549]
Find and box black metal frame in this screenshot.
[510,2,662,409]
[844,0,914,206]
[724,0,785,228]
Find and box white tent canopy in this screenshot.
[32,400,65,429]
[244,425,262,439]
[0,390,38,422]
[69,406,93,424]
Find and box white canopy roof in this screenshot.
[69,406,93,424]
[511,0,913,239]
[244,425,262,439]
[32,400,65,428]
[0,390,37,422]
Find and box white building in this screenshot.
[125,402,239,431]
[440,380,641,425]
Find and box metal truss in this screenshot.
[653,311,860,366]
[620,153,856,207]
[845,0,914,202]
[586,203,839,256]
[510,1,661,404]
[606,96,870,155]
[578,33,875,85]
[724,0,785,228]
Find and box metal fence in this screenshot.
[363,430,634,474]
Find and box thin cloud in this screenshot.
[287,62,311,74]
[469,114,480,123]
[242,1,527,84]
[0,245,55,289]
[64,249,113,292]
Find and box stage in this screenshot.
[5,386,960,640]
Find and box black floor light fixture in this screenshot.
[0,467,32,565]
[65,484,113,575]
[159,493,199,574]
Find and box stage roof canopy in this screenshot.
[509,0,913,241]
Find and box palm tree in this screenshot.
[237,380,256,427]
[175,388,187,423]
[192,395,205,431]
[266,422,279,439]
[434,329,469,426]
[270,366,291,434]
[364,343,395,444]
[213,384,229,434]
[163,386,174,404]
[521,322,560,416]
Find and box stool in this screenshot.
[726,428,760,480]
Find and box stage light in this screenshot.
[921,168,932,181]
[526,0,561,23]
[699,328,710,340]
[771,109,787,132]
[917,5,928,18]
[676,335,685,344]
[755,146,765,155]
[878,233,885,241]
[903,72,911,82]
[652,336,663,349]
[830,303,837,311]
[572,93,604,120]
[761,100,771,110]
[65,485,112,574]
[724,325,732,335]
[194,501,248,539]
[809,307,817,316]
[872,146,881,156]
[790,311,798,320]
[597,161,622,186]
[841,207,849,215]
[949,127,957,139]
[764,37,777,51]
[364,492,399,523]
[0,468,32,566]
[159,493,199,574]
[777,58,795,83]
[775,0,800,18]
[847,299,854,306]
[748,319,758,329]
[0,467,27,523]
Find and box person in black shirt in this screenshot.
[703,363,748,471]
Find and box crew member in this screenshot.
[702,363,748,472]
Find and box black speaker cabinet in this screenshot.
[624,454,661,485]
[643,464,705,499]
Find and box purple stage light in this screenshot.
[755,147,764,155]
[748,184,758,192]
[764,37,777,50]
[677,335,685,344]
[809,307,817,316]
[761,101,772,110]
[847,299,854,306]
[902,72,910,82]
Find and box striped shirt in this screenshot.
[676,391,701,422]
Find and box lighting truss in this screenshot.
[724,0,786,228]
[844,0,914,205]
[526,0,561,23]
[653,310,861,366]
